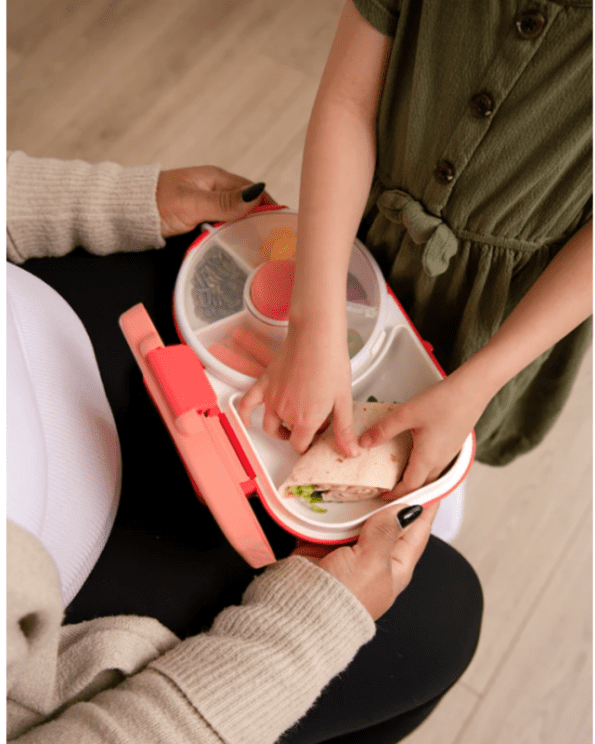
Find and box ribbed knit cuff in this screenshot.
[7,151,165,264]
[150,556,376,744]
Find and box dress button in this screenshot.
[515,10,546,39]
[434,160,455,185]
[470,91,494,118]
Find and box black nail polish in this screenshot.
[397,504,423,529]
[241,182,266,202]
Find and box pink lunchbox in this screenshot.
[119,207,475,567]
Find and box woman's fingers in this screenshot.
[389,501,439,578]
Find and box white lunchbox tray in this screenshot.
[120,207,475,567]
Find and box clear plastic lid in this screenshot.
[174,209,388,389]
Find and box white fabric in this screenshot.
[6,262,121,606]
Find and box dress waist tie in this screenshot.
[376,188,458,277]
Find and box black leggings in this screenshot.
[22,232,483,744]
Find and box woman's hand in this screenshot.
[293,501,438,620]
[238,318,360,457]
[156,166,276,237]
[359,372,487,500]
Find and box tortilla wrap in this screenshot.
[278,401,413,503]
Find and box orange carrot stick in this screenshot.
[231,327,275,367]
[208,343,266,378]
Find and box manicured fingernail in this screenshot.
[241,182,266,202]
[397,504,423,529]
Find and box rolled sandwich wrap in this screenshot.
[278,401,413,503]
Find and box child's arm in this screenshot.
[360,221,593,498]
[239,1,392,457]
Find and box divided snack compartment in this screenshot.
[173,208,388,390]
[121,208,475,567]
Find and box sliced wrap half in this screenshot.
[278,401,413,503]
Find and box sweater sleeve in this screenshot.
[6,151,166,264]
[149,557,376,743]
[8,524,376,744]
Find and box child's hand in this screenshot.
[238,319,360,457]
[359,374,487,499]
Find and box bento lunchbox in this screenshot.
[119,207,475,567]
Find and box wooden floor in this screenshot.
[7,1,593,742]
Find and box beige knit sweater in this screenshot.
[6,151,376,743]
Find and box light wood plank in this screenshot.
[8,0,224,156]
[259,0,343,78]
[7,0,70,55]
[452,351,592,696]
[6,48,23,74]
[456,515,592,744]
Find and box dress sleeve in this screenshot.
[6,150,166,264]
[8,523,375,744]
[351,0,400,37]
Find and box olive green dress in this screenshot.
[353,0,592,465]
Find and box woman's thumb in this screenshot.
[356,503,422,559]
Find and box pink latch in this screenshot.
[146,345,219,417]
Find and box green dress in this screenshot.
[353,0,592,465]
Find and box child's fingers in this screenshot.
[261,409,292,440]
[237,380,266,429]
[332,392,360,458]
[289,421,323,455]
[359,405,413,449]
[382,448,430,500]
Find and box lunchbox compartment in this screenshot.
[193,310,287,355]
[352,324,442,400]
[212,210,298,268]
[226,323,474,536]
[174,209,390,389]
